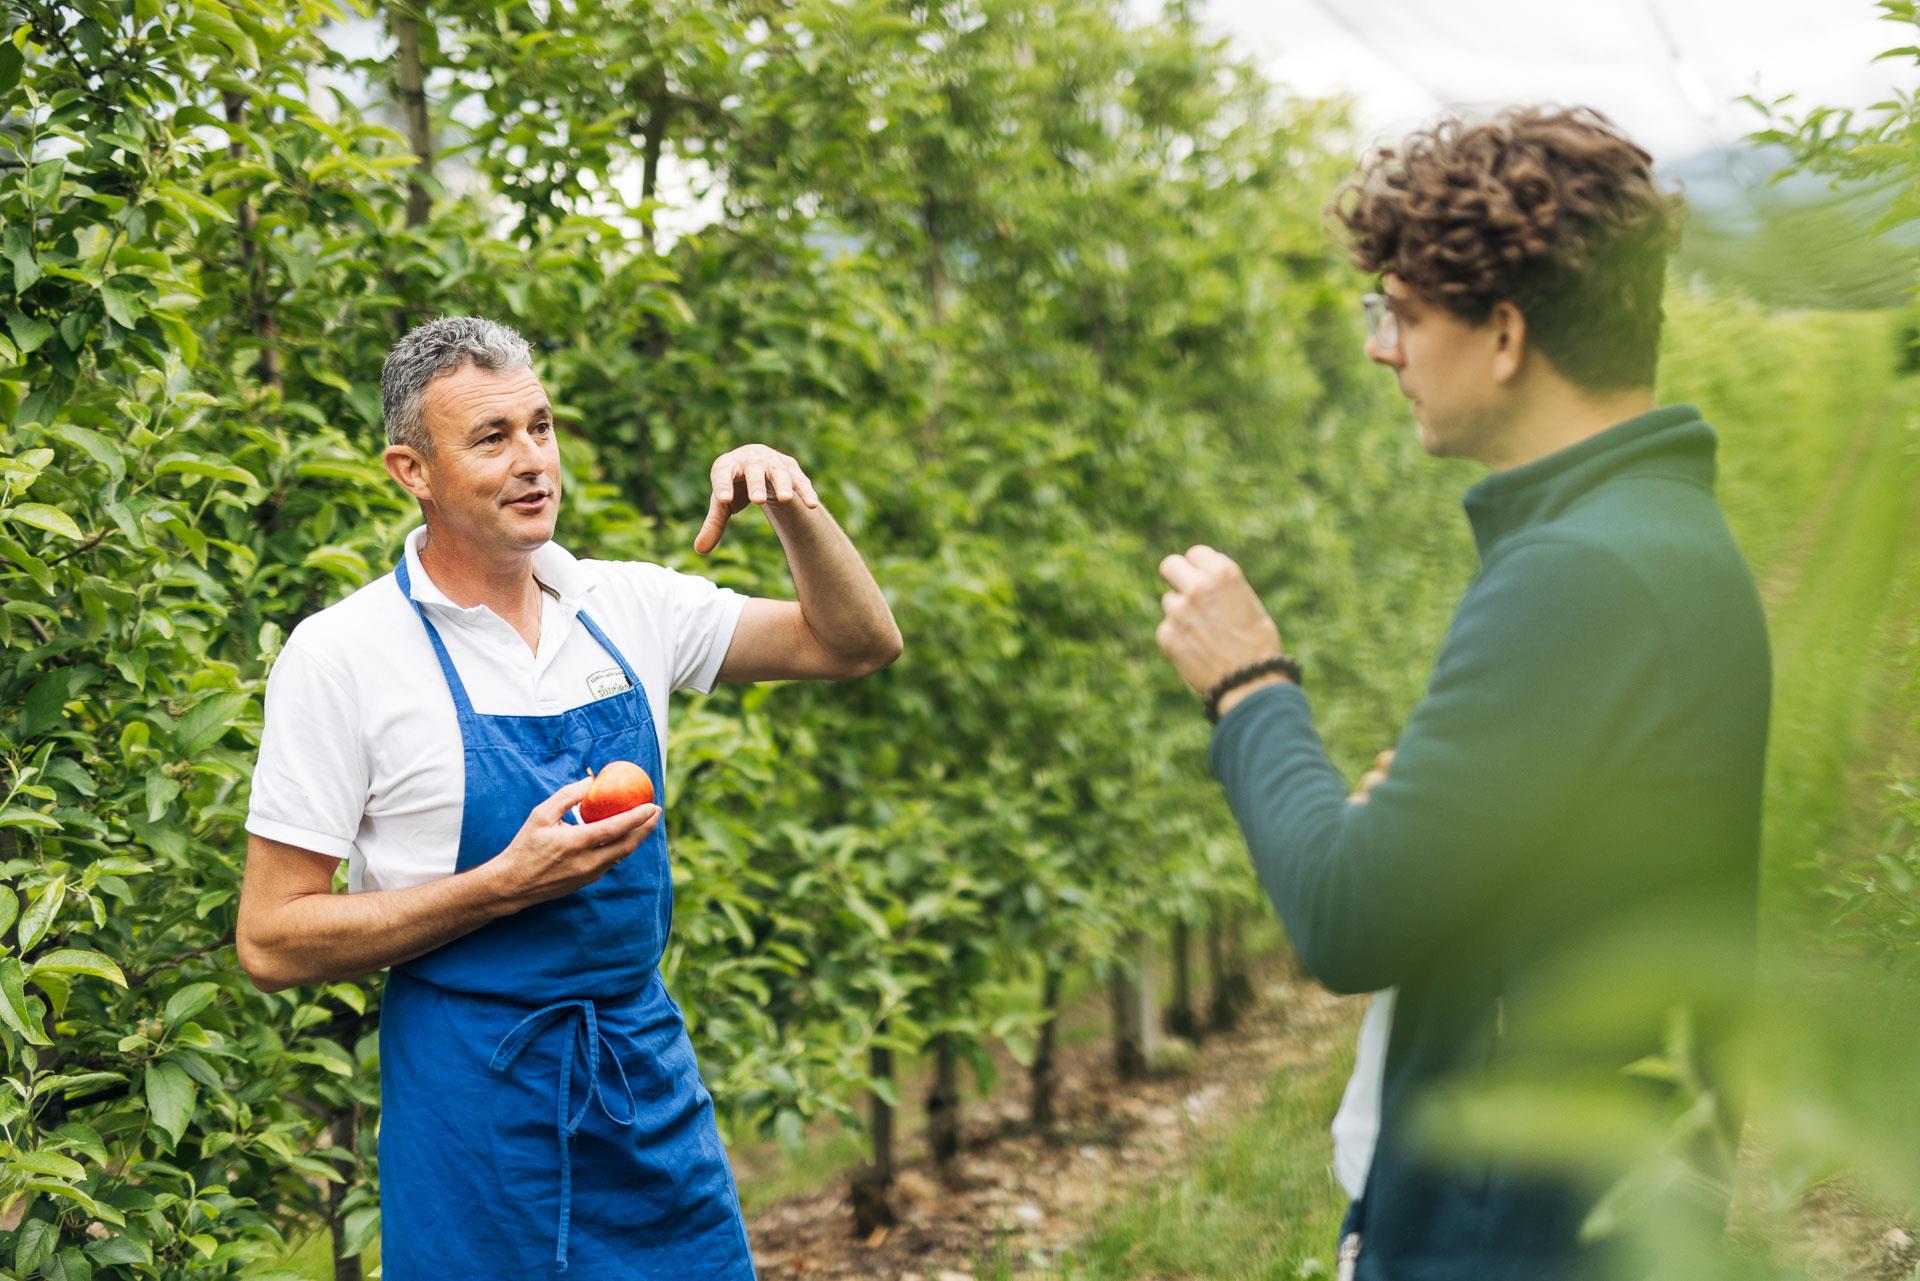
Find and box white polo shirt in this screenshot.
[245,526,747,894]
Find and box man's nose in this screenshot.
[1364,335,1402,368]
[509,429,545,472]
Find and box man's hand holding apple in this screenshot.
[482,779,660,912]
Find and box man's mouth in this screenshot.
[505,490,550,512]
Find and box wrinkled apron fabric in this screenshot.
[377,556,754,1280]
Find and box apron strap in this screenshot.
[575,608,643,692]
[489,999,638,1272]
[394,555,477,721]
[393,553,646,726]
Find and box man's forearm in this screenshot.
[764,500,901,664]
[240,858,519,992]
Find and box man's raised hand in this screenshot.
[694,444,822,555]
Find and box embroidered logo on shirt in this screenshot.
[587,667,633,699]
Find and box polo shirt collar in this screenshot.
[400,525,595,614]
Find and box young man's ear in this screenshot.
[1489,301,1528,385]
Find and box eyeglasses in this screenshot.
[1361,292,1399,356]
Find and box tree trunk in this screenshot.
[849,1042,896,1235]
[637,78,671,256]
[1207,898,1241,1031]
[1029,964,1062,1130]
[221,92,281,391]
[392,4,434,228]
[1209,899,1255,1031]
[1110,958,1146,1082]
[915,189,948,459]
[926,1035,961,1178]
[1166,918,1198,1040]
[621,83,672,526]
[325,1107,362,1281]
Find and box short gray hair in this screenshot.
[380,316,533,454]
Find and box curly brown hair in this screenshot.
[1331,105,1684,390]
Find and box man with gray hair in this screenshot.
[236,316,901,1279]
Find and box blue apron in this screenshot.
[377,557,755,1280]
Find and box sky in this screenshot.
[1193,0,1911,169]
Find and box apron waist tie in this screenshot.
[489,998,638,1272]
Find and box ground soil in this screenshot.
[745,953,1356,1280]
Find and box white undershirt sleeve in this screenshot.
[245,636,368,860]
[665,568,748,695]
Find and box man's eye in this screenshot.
[533,421,552,435]
[481,433,503,445]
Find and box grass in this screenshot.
[954,1006,1360,1281]
[1725,391,1920,1276]
[1051,1026,1358,1280]
[1756,389,1920,929]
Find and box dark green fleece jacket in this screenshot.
[1208,405,1770,1281]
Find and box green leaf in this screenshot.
[15,1219,57,1275]
[3,226,40,292]
[99,278,141,328]
[0,532,54,592]
[33,966,71,1017]
[41,756,97,797]
[302,544,371,580]
[31,949,129,988]
[84,1235,152,1268]
[154,181,233,226]
[27,157,63,203]
[9,1149,85,1180]
[3,503,85,540]
[145,769,181,822]
[7,311,53,353]
[143,1059,196,1147]
[18,877,66,951]
[341,1206,380,1258]
[0,805,60,832]
[773,1107,806,1154]
[0,39,22,100]
[154,454,261,487]
[0,886,16,938]
[844,892,892,940]
[164,981,219,1026]
[45,1246,93,1281]
[27,1179,119,1224]
[20,670,72,738]
[0,957,50,1045]
[193,0,260,68]
[173,691,247,755]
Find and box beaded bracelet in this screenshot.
[1204,654,1304,723]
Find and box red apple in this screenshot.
[579,761,655,823]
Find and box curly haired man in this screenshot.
[1155,106,1768,1280]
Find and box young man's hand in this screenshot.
[1347,749,1395,804]
[1155,544,1288,698]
